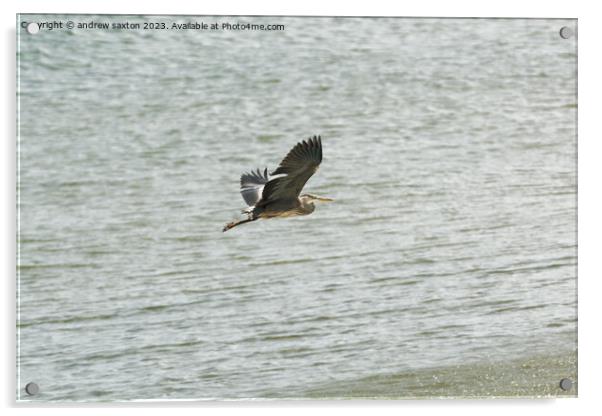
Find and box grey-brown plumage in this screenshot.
[223,135,333,232]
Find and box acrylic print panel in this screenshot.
[16,15,577,401]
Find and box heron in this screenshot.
[223,135,333,232]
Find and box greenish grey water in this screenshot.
[304,348,577,399]
[17,16,577,401]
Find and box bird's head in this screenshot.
[301,193,334,204]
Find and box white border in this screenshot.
[3,1,601,415]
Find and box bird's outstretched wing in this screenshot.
[240,168,269,206]
[259,136,322,204]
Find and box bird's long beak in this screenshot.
[316,196,334,202]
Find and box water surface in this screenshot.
[17,16,577,400]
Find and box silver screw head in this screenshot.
[25,382,39,396]
[26,22,40,35]
[559,378,573,391]
[559,26,573,39]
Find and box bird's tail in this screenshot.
[223,217,257,232]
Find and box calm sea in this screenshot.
[17,16,577,400]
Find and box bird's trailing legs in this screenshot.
[223,216,257,232]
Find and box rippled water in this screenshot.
[17,16,577,401]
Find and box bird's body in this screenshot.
[254,196,316,218]
[223,136,332,232]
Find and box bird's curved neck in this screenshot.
[299,197,316,213]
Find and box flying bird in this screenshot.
[223,135,333,232]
